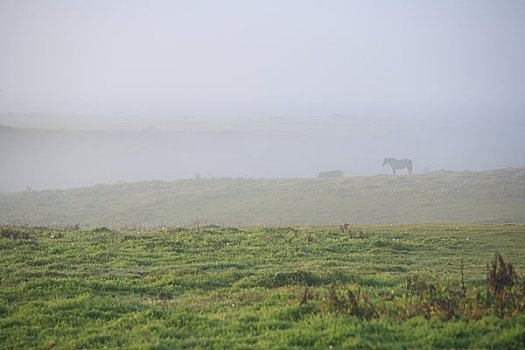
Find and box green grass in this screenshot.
[1,224,524,349]
[1,168,524,228]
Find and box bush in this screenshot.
[298,253,525,321]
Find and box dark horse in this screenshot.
[383,158,413,175]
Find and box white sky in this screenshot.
[1,0,524,121]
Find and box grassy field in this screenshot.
[1,168,524,228]
[1,224,524,349]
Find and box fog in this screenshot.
[1,1,524,191]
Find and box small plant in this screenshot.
[0,225,31,239]
[92,226,112,233]
[304,230,314,243]
[267,270,321,288]
[317,284,378,319]
[50,231,64,239]
[487,252,520,317]
[340,223,351,236]
[355,229,369,239]
[157,291,173,301]
[165,226,188,233]
[299,287,315,306]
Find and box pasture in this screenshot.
[1,224,524,349]
[1,168,524,228]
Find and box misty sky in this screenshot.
[1,0,524,120]
[1,1,525,190]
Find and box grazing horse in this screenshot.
[318,170,344,178]
[383,158,413,175]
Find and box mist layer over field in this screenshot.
[1,116,524,192]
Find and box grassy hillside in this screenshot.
[1,168,524,228]
[1,224,524,349]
